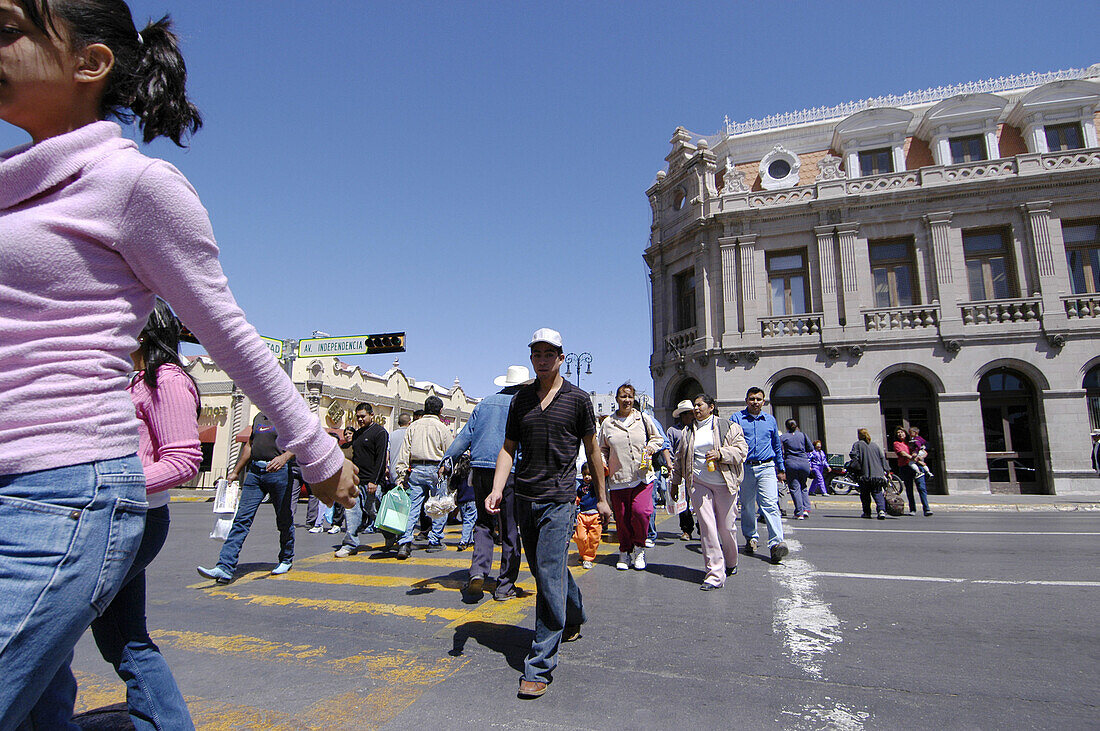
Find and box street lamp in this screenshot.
[563,352,592,388]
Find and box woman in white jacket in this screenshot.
[670,394,748,590]
[598,383,665,571]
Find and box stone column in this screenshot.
[937,392,990,494]
[696,241,713,350]
[227,389,246,475]
[649,257,666,364]
[815,225,842,337]
[1041,388,1096,494]
[835,223,862,326]
[1021,201,1069,330]
[719,236,739,339]
[738,235,760,341]
[923,212,962,338]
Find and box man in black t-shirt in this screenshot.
[336,403,390,557]
[198,412,297,583]
[487,328,609,699]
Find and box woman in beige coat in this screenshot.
[598,383,665,571]
[670,394,748,590]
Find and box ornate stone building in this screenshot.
[646,65,1100,495]
[184,356,478,487]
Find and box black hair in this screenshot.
[786,419,798,431]
[355,402,373,414]
[19,0,202,146]
[746,386,765,399]
[424,396,444,415]
[397,413,412,426]
[413,409,425,419]
[615,382,635,398]
[693,393,718,417]
[138,298,197,400]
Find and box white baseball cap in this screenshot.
[529,328,563,349]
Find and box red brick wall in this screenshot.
[904,137,934,169]
[997,124,1028,157]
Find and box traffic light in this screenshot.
[363,332,406,353]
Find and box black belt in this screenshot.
[745,458,773,466]
[410,460,435,467]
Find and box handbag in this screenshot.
[376,486,412,535]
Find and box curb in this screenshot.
[806,500,1100,513]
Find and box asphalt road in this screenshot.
[70,499,1099,730]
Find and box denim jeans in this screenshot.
[340,493,375,549]
[217,464,294,573]
[457,501,477,544]
[516,499,586,685]
[0,456,147,728]
[646,474,662,542]
[739,462,784,547]
[859,479,887,514]
[399,465,445,546]
[786,462,812,515]
[903,467,931,513]
[469,469,520,597]
[89,505,193,730]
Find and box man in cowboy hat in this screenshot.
[442,365,532,599]
[487,328,610,698]
[667,399,697,540]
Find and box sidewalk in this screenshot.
[806,493,1100,513]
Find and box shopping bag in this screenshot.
[209,517,233,541]
[376,487,411,535]
[212,478,240,515]
[666,491,688,516]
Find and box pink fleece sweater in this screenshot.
[129,364,201,509]
[0,121,342,484]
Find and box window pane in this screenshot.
[873,268,891,308]
[869,241,908,262]
[789,275,807,313]
[950,135,986,163]
[768,159,791,179]
[1067,250,1087,294]
[769,254,803,271]
[963,232,1005,254]
[1090,249,1100,293]
[1062,223,1099,245]
[1006,405,1033,453]
[771,277,787,315]
[894,265,914,306]
[982,407,1006,452]
[967,260,987,300]
[1046,123,1084,152]
[989,257,1010,299]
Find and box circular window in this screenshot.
[768,159,791,179]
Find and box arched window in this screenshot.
[1084,365,1100,430]
[771,377,823,446]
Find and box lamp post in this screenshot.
[563,352,592,389]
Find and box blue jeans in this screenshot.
[516,499,586,684]
[0,456,147,728]
[340,493,373,549]
[903,467,931,513]
[89,505,193,730]
[647,474,663,542]
[740,462,784,547]
[217,464,294,573]
[399,465,445,546]
[458,500,477,544]
[786,460,812,516]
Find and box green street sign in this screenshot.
[296,332,406,358]
[260,337,284,358]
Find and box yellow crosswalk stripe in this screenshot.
[268,569,537,595]
[203,588,471,621]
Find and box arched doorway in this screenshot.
[670,377,703,411]
[879,372,944,493]
[978,368,1047,494]
[771,377,824,446]
[1084,365,1100,430]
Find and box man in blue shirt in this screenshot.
[442,365,529,600]
[729,387,789,563]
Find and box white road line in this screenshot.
[771,538,843,680]
[790,528,1100,536]
[814,571,1100,587]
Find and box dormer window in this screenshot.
[1045,123,1084,152]
[949,135,987,163]
[858,147,894,176]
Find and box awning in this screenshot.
[198,425,217,443]
[235,427,251,443]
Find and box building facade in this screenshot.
[185,356,479,487]
[646,65,1100,495]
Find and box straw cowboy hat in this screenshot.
[672,400,694,417]
[494,365,534,388]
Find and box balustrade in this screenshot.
[863,305,939,331]
[1063,294,1100,319]
[961,298,1042,325]
[760,314,822,338]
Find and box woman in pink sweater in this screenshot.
[0,1,358,724]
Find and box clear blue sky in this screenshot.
[5,1,1097,401]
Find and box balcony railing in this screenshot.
[863,305,940,332]
[845,171,919,194]
[1063,294,1100,319]
[665,327,697,354]
[760,314,822,338]
[961,298,1042,325]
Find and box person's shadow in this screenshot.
[450,621,533,672]
[643,562,707,584]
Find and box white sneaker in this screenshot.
[308,525,323,534]
[581,560,594,569]
[616,552,630,570]
[334,546,355,558]
[327,525,341,534]
[633,549,646,570]
[644,538,656,548]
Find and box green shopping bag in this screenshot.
[376,487,411,535]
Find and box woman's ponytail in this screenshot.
[130,16,202,146]
[18,1,202,146]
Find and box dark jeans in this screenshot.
[680,507,696,535]
[470,468,520,597]
[516,499,586,685]
[786,460,812,515]
[902,467,931,513]
[858,477,887,515]
[217,464,294,572]
[90,506,192,730]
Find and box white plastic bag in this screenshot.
[209,517,233,541]
[665,483,688,516]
